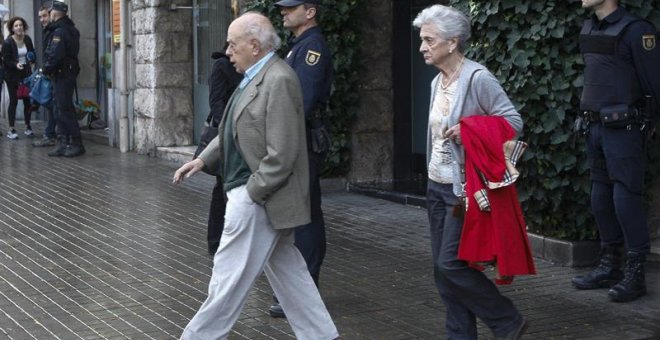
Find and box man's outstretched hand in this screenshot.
[173,158,205,184]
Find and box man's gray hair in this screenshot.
[242,11,282,51]
[412,5,471,53]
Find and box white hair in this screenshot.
[412,5,471,52]
[242,12,282,51]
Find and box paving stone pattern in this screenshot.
[0,133,659,339]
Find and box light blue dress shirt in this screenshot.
[239,51,275,89]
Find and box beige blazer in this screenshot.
[198,56,311,229]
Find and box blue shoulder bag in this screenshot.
[24,69,53,106]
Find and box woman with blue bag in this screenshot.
[2,17,35,139]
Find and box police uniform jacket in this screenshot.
[43,15,80,78]
[42,23,54,60]
[579,7,660,116]
[2,35,35,82]
[285,26,333,121]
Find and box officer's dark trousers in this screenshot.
[427,180,522,339]
[587,124,650,253]
[44,102,56,138]
[53,74,81,138]
[294,148,326,286]
[207,176,226,255]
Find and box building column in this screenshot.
[131,1,193,154]
[349,0,394,184]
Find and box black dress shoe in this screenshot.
[268,303,286,318]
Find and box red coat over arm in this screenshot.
[458,116,536,282]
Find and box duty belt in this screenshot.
[581,110,600,123]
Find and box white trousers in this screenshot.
[180,185,338,340]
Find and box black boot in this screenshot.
[47,135,69,157]
[64,136,86,157]
[268,295,286,318]
[608,251,646,302]
[268,303,286,318]
[572,245,623,289]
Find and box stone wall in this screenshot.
[348,0,394,184]
[131,0,193,154]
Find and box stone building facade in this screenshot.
[349,0,394,185]
[132,0,193,153]
[123,0,402,187]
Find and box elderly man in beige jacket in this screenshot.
[173,12,339,340]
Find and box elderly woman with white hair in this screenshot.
[414,4,531,340]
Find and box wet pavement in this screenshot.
[0,124,659,339]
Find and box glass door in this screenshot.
[192,0,233,143]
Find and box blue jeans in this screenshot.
[427,180,521,339]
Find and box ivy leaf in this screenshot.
[515,3,529,14]
[550,26,565,38]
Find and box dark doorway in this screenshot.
[392,0,446,196]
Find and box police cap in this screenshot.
[275,0,321,7]
[50,0,68,13]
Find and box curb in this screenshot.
[527,232,600,267]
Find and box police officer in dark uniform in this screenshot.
[572,0,660,303]
[44,0,84,157]
[269,0,334,318]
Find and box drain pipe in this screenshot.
[118,0,130,152]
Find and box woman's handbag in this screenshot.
[17,83,30,99]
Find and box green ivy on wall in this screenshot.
[448,0,660,240]
[245,0,362,176]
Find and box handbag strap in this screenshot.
[457,69,483,190]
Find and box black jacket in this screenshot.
[43,15,80,77]
[2,35,35,82]
[206,52,242,127]
[42,23,54,58]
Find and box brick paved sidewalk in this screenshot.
[0,131,658,339]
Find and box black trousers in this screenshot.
[52,74,80,138]
[6,69,32,128]
[294,148,326,286]
[586,123,650,253]
[207,176,226,255]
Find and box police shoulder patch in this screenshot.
[52,35,61,44]
[642,34,656,51]
[305,50,321,66]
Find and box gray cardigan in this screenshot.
[425,59,523,197]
